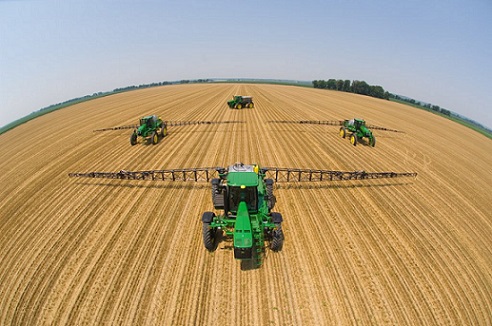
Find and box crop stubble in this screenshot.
[0,83,491,325]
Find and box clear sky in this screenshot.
[1,0,491,129]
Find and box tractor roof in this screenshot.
[226,163,259,187]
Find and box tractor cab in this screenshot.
[226,163,259,214]
[228,186,258,213]
[353,118,365,129]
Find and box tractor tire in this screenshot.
[151,132,159,145]
[211,179,224,209]
[160,126,167,138]
[248,103,254,108]
[350,133,358,146]
[236,104,242,109]
[202,212,216,252]
[202,223,216,251]
[130,133,137,146]
[270,223,284,252]
[370,135,376,147]
[339,127,346,138]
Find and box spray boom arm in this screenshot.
[69,166,417,182]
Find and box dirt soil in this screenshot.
[0,83,491,325]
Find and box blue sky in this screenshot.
[1,0,491,129]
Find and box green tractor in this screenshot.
[69,162,417,268]
[227,95,254,109]
[339,119,375,147]
[130,115,167,146]
[269,119,404,147]
[204,163,282,265]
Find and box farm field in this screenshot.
[0,83,491,325]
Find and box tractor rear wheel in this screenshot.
[370,135,376,147]
[249,103,253,108]
[160,126,167,138]
[339,127,346,138]
[350,133,358,146]
[270,223,284,252]
[151,132,159,145]
[130,133,137,146]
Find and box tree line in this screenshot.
[312,79,390,100]
[313,79,453,117]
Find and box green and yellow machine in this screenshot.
[69,162,417,268]
[339,118,376,147]
[93,117,243,146]
[227,95,254,109]
[130,115,167,146]
[269,118,404,147]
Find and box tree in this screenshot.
[327,79,337,90]
[343,80,351,92]
[351,80,370,95]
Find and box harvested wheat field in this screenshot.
[0,83,491,325]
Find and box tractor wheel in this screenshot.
[160,126,167,138]
[211,179,224,209]
[202,222,216,251]
[350,133,358,146]
[151,132,159,145]
[130,133,137,146]
[236,104,242,109]
[249,103,253,108]
[339,127,346,138]
[370,135,376,147]
[202,212,216,251]
[270,223,284,252]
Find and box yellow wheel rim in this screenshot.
[164,127,167,136]
[154,135,158,143]
[339,129,344,137]
[350,136,356,145]
[237,104,242,109]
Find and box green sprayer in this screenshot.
[69,162,417,268]
[93,115,243,145]
[269,118,403,147]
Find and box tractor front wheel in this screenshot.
[236,104,242,109]
[202,223,216,251]
[350,133,358,146]
[270,223,284,252]
[130,133,137,146]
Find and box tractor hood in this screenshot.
[360,124,372,136]
[233,201,253,259]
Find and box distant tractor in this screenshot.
[130,115,167,146]
[227,95,254,109]
[69,162,417,268]
[94,117,244,145]
[269,118,403,147]
[339,118,376,147]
